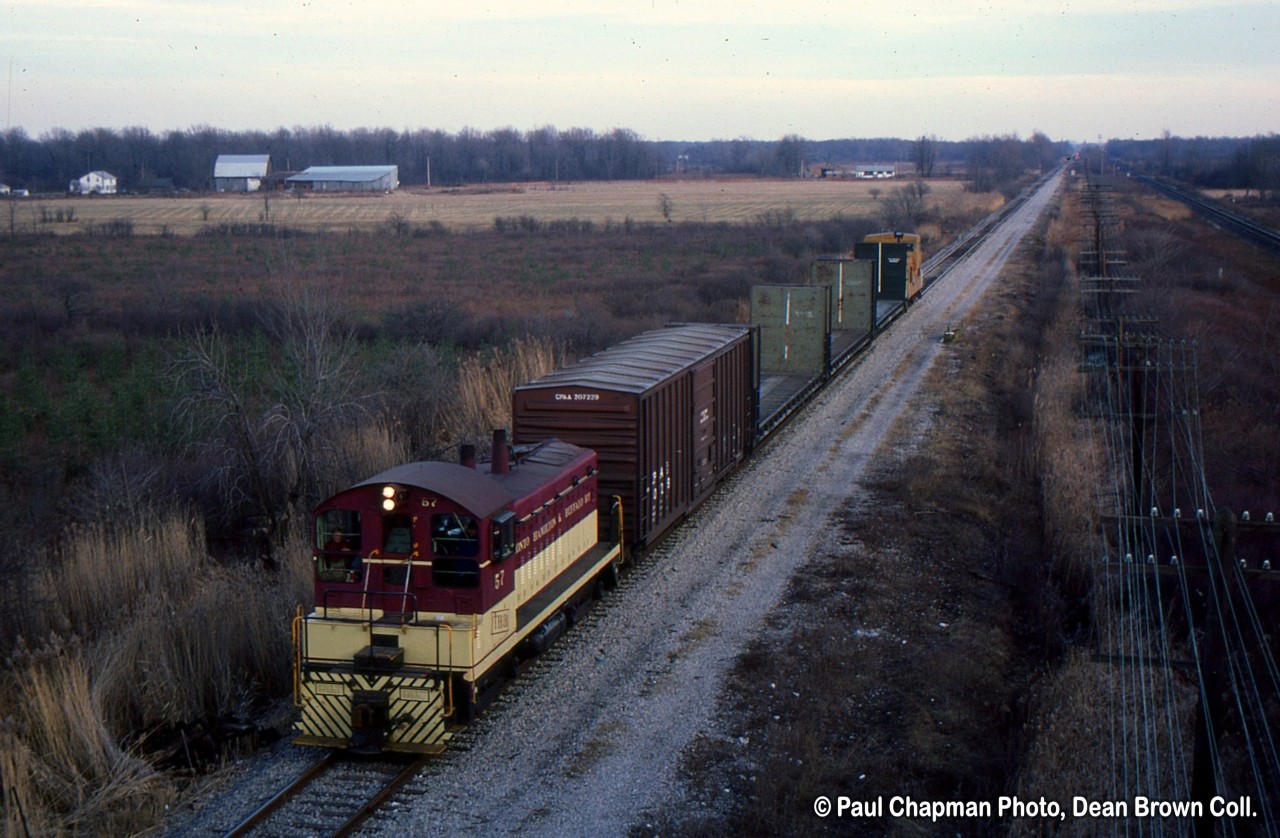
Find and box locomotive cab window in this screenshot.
[382,513,413,555]
[431,513,479,557]
[316,509,362,583]
[491,510,516,562]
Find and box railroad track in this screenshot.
[222,751,429,837]
[921,167,1056,289]
[1131,172,1280,253]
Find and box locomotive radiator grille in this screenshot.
[295,670,452,754]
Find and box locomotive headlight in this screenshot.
[382,498,396,511]
[382,485,398,511]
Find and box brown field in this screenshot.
[17,178,981,235]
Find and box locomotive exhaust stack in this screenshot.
[491,428,510,474]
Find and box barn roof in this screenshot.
[287,165,397,183]
[214,154,271,178]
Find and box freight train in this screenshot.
[292,232,925,754]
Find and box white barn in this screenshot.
[286,165,399,192]
[69,171,118,195]
[855,164,896,179]
[214,154,272,192]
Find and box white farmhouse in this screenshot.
[69,171,119,195]
[214,154,272,192]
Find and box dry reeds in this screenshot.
[93,566,302,733]
[1,505,312,835]
[2,642,176,837]
[39,512,207,640]
[443,336,561,447]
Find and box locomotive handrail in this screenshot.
[320,588,420,621]
[291,605,304,708]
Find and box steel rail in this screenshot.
[331,756,431,837]
[220,751,429,838]
[222,750,337,838]
[1132,173,1280,253]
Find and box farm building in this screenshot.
[214,154,272,192]
[69,171,118,195]
[286,165,399,192]
[855,164,896,179]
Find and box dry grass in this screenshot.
[443,337,562,448]
[17,178,979,236]
[1009,646,1197,837]
[1,643,176,837]
[93,567,303,733]
[38,512,207,640]
[0,507,312,835]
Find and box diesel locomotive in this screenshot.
[292,433,620,753]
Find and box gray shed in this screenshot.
[286,165,399,192]
[214,154,272,192]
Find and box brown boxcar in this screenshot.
[512,324,757,549]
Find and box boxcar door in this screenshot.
[692,360,716,497]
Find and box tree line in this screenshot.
[1,123,1071,194]
[1107,133,1280,198]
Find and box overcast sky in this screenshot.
[4,0,1277,143]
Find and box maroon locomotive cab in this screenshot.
[312,478,501,617]
[295,436,620,755]
[512,324,758,548]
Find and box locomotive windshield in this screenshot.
[431,513,479,557]
[382,513,413,554]
[431,513,480,589]
[316,509,363,583]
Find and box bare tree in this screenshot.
[658,192,673,222]
[885,178,931,229]
[912,135,937,178]
[171,288,367,564]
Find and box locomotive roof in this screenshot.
[352,439,591,518]
[516,323,750,395]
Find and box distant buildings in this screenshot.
[69,171,118,195]
[805,162,900,179]
[286,165,399,192]
[214,154,272,192]
[854,164,897,179]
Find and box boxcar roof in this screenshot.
[352,440,590,517]
[517,324,750,395]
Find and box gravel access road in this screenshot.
[169,168,1064,838]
